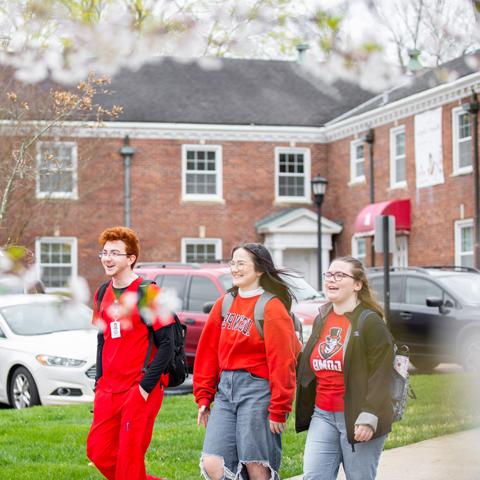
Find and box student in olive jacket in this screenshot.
[296,256,394,480]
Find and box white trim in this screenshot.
[181,238,222,263]
[350,139,365,183]
[181,144,223,202]
[0,119,326,143]
[326,72,480,141]
[35,141,78,199]
[454,219,474,267]
[389,125,407,188]
[452,106,473,175]
[274,147,311,203]
[35,236,78,291]
[351,235,367,262]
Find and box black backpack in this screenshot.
[96,279,188,388]
[357,309,416,422]
[221,291,304,345]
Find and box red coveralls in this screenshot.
[86,278,172,480]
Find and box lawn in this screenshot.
[0,373,478,480]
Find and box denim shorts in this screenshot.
[201,370,282,480]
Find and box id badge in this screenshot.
[110,321,121,339]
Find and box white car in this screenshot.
[0,294,96,408]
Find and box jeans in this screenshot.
[201,370,281,480]
[303,407,386,480]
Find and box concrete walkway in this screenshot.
[285,428,480,480]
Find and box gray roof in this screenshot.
[96,57,374,127]
[329,50,480,124]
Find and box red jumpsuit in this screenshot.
[87,278,172,480]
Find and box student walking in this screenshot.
[86,226,175,480]
[296,256,394,480]
[194,243,301,480]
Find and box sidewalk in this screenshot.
[286,427,480,480]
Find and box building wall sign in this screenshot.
[414,107,444,188]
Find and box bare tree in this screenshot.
[0,73,122,245]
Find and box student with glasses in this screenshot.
[87,226,175,480]
[194,243,302,480]
[296,256,394,480]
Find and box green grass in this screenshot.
[0,373,478,479]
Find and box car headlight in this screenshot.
[36,355,86,367]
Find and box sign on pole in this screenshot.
[374,215,396,253]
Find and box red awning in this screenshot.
[354,198,411,236]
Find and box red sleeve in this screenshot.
[263,298,301,423]
[193,296,223,409]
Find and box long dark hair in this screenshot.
[333,256,384,318]
[230,243,296,311]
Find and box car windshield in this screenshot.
[219,274,233,292]
[436,273,480,305]
[0,300,94,336]
[281,274,324,302]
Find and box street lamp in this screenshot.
[463,92,480,268]
[119,135,135,228]
[311,175,328,291]
[364,129,375,266]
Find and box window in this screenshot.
[350,139,365,183]
[405,277,443,305]
[455,219,473,267]
[35,237,77,290]
[452,107,472,174]
[370,275,403,303]
[188,276,221,311]
[390,126,407,187]
[181,238,222,263]
[275,148,311,202]
[351,236,367,263]
[182,145,222,201]
[36,141,78,198]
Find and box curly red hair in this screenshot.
[98,227,140,267]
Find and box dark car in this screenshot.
[135,262,325,370]
[368,266,480,373]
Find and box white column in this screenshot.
[271,247,284,268]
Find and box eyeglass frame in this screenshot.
[323,271,355,282]
[98,251,131,259]
[228,260,254,270]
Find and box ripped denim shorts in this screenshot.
[200,370,282,480]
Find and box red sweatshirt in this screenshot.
[193,293,301,423]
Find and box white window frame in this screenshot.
[181,238,222,263]
[350,139,366,183]
[36,141,78,199]
[274,147,311,203]
[454,219,474,267]
[181,145,223,202]
[452,107,473,175]
[351,236,367,263]
[35,237,78,291]
[389,126,407,188]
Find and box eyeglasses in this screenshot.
[323,271,355,282]
[228,261,252,270]
[98,251,130,259]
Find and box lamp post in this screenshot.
[463,92,480,268]
[311,175,328,291]
[119,135,135,228]
[365,129,375,266]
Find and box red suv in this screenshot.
[135,262,325,370]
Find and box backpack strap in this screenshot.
[253,291,275,338]
[221,291,235,318]
[95,281,111,312]
[356,309,375,334]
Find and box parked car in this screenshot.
[135,262,325,369]
[368,266,480,373]
[0,294,96,408]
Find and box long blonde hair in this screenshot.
[333,256,384,319]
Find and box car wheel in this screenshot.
[9,367,40,409]
[461,332,480,374]
[411,356,439,373]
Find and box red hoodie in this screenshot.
[193,293,301,423]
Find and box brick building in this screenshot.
[2,53,479,292]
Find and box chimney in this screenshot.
[296,44,310,64]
